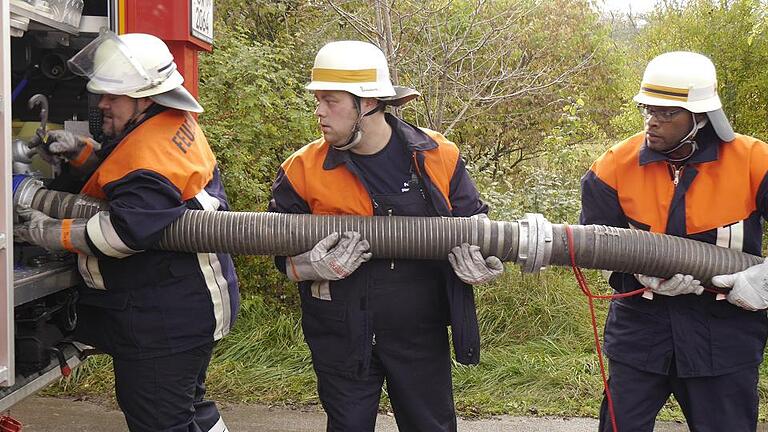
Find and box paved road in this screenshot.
[5,396,766,431]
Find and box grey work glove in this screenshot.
[711,259,768,311]
[14,207,92,255]
[33,129,100,169]
[286,231,372,282]
[448,243,504,285]
[635,273,704,297]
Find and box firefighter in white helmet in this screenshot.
[14,31,238,432]
[581,51,768,431]
[269,40,502,431]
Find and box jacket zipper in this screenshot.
[411,152,427,201]
[388,208,395,270]
[670,164,684,187]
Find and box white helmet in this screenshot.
[306,40,421,106]
[633,51,734,141]
[68,31,203,112]
[307,40,397,98]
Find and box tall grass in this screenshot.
[52,265,768,420]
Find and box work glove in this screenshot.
[32,129,100,170]
[635,273,704,297]
[286,231,372,282]
[448,243,504,285]
[711,259,768,311]
[14,206,92,255]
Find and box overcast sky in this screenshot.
[601,0,657,13]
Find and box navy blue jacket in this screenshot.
[580,126,768,377]
[269,114,486,377]
[74,107,240,360]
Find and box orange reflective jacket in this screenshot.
[580,127,768,377]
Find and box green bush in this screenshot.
[197,25,318,299]
[198,27,316,213]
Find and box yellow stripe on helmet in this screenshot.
[312,68,377,83]
[640,82,689,101]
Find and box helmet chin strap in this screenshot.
[333,97,384,152]
[120,98,152,135]
[663,112,708,163]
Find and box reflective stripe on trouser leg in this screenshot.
[208,416,228,432]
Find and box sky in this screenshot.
[601,0,657,14]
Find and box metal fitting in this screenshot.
[517,213,553,273]
[12,139,35,164]
[12,175,43,209]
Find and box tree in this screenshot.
[636,0,768,140]
[213,0,307,42]
[317,0,627,177]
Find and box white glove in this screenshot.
[635,273,704,296]
[286,231,372,282]
[711,260,768,311]
[448,243,504,285]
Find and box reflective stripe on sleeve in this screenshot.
[194,188,221,211]
[86,211,142,258]
[193,187,231,339]
[716,221,744,251]
[730,221,744,251]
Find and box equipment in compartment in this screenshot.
[5,0,98,399]
[14,287,78,375]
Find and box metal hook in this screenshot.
[27,93,49,147]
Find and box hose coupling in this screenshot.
[517,213,553,273]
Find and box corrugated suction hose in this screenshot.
[19,180,763,285]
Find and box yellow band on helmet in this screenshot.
[312,68,377,83]
[640,82,689,102]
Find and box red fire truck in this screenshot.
[0,0,212,411]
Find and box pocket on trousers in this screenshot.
[709,303,768,371]
[301,298,352,367]
[603,301,666,364]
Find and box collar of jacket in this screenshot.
[97,103,168,160]
[638,124,720,166]
[322,113,438,170]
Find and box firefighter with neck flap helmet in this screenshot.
[14,31,239,432]
[581,51,768,431]
[305,40,420,151]
[633,51,735,161]
[269,40,502,431]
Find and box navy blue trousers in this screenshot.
[316,326,457,432]
[112,342,225,432]
[599,359,759,432]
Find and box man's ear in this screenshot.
[138,97,154,112]
[695,112,708,123]
[360,97,380,112]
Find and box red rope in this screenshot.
[564,225,648,432]
[562,225,732,431]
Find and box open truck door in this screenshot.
[0,0,212,413]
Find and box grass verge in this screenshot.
[45,266,768,421]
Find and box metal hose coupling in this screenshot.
[12,177,764,285]
[12,175,107,218]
